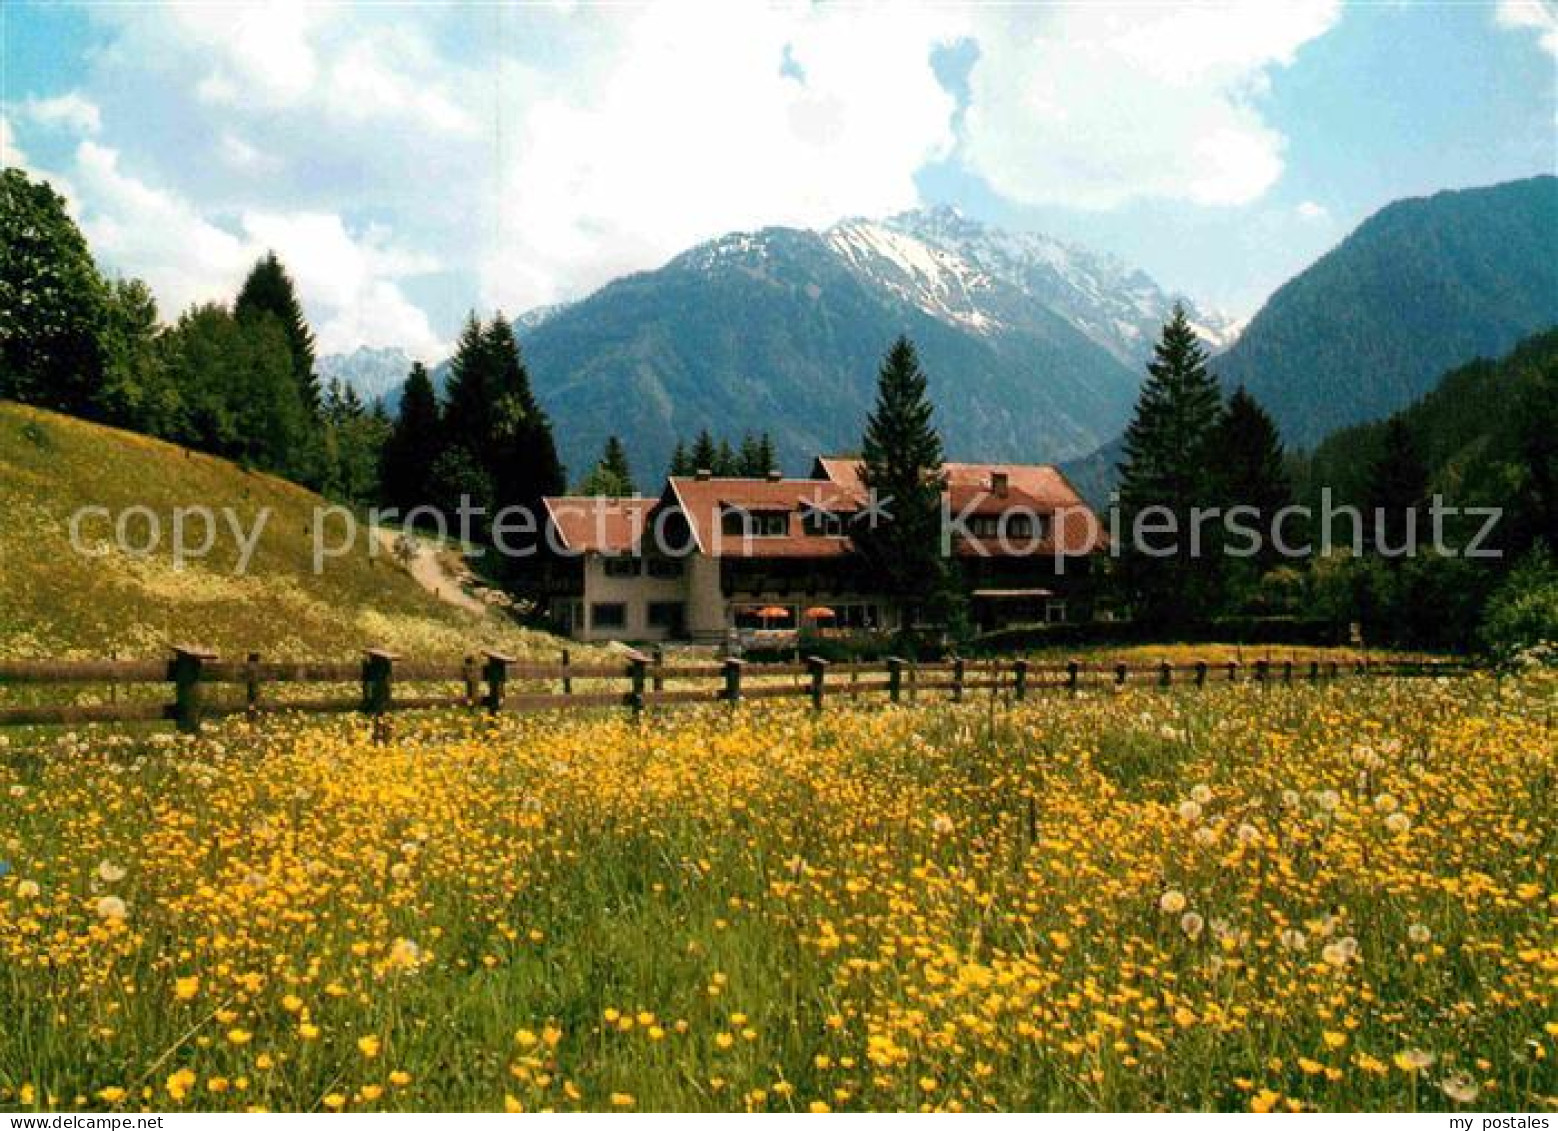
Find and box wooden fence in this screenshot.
[0,647,1478,740]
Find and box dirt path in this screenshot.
[375,527,488,616]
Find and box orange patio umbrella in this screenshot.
[804,606,836,620]
[756,605,790,622]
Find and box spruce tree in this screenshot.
[1116,304,1226,625]
[738,432,764,476]
[668,440,693,477]
[755,432,776,477]
[380,362,442,514]
[714,439,738,477]
[441,314,493,466]
[1214,386,1292,577]
[690,429,719,473]
[1365,417,1428,555]
[854,337,953,625]
[235,251,320,412]
[579,436,635,497]
[482,316,565,522]
[601,435,633,490]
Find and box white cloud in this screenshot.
[477,4,963,311]
[239,212,443,357]
[1494,0,1558,56]
[68,142,442,358]
[961,2,1341,209]
[21,92,103,134]
[1,115,27,168]
[44,2,1348,352]
[1295,199,1329,221]
[217,131,278,173]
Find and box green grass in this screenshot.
[0,674,1552,1112]
[0,402,567,662]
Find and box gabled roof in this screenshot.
[813,455,1106,555]
[813,455,1087,510]
[541,496,656,554]
[665,476,860,557]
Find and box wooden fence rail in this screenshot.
[0,646,1478,740]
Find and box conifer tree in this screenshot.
[668,440,693,477]
[714,439,738,477]
[601,435,633,489]
[854,337,954,626]
[1116,305,1227,625]
[1366,417,1428,554]
[380,362,441,514]
[483,316,566,523]
[690,429,719,473]
[235,251,320,412]
[1214,386,1292,577]
[579,435,635,497]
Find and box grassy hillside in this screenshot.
[0,401,567,660]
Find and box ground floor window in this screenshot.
[591,602,627,630]
[1045,599,1068,624]
[647,601,685,633]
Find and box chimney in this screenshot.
[766,468,783,482]
[991,471,1009,498]
[695,468,712,481]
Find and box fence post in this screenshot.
[1309,660,1321,683]
[887,657,905,704]
[561,648,573,696]
[1195,660,1208,688]
[245,651,261,718]
[1227,660,1239,683]
[1067,659,1080,695]
[363,648,398,744]
[1115,661,1128,688]
[1159,660,1173,689]
[462,654,481,707]
[1255,658,1269,688]
[653,646,666,693]
[483,651,514,714]
[1013,658,1029,702]
[1328,660,1339,681]
[807,656,829,711]
[1282,660,1294,684]
[721,657,744,705]
[952,656,966,703]
[628,652,648,716]
[171,645,217,737]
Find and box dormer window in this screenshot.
[721,507,789,537]
[802,509,844,537]
[966,514,1047,540]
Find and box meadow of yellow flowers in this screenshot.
[0,673,1553,1112]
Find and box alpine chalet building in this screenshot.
[535,456,1104,643]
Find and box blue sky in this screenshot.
[3,1,1554,359]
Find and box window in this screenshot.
[1045,599,1068,624]
[591,602,627,629]
[602,556,639,578]
[967,513,1042,541]
[647,557,685,579]
[648,601,685,630]
[803,509,844,537]
[722,507,788,538]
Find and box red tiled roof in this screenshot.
[665,476,859,558]
[545,459,1106,559]
[541,496,656,554]
[813,456,1106,555]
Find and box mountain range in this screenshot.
[323,176,1556,489]
[326,208,1234,481]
